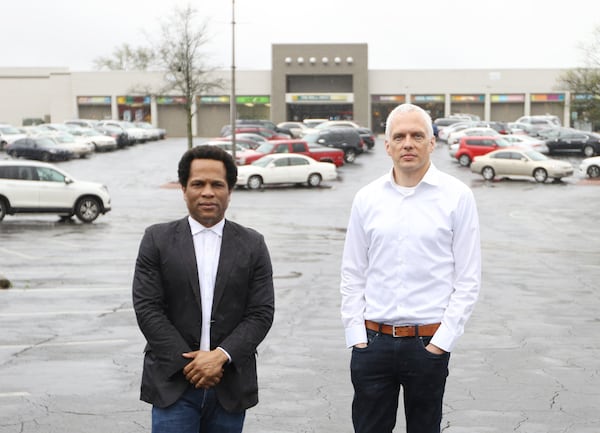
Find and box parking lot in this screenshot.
[1,137,600,433]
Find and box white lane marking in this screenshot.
[0,246,38,260]
[0,307,134,318]
[0,392,31,398]
[0,339,130,350]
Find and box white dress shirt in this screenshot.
[189,216,224,352]
[340,163,481,352]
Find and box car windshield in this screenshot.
[302,132,318,143]
[37,137,59,147]
[256,142,275,153]
[524,150,547,161]
[252,156,274,167]
[496,138,511,147]
[0,126,22,134]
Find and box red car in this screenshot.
[454,136,511,167]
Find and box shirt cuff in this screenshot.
[345,323,368,348]
[217,346,232,363]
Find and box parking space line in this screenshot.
[0,392,30,398]
[0,247,38,260]
[0,308,134,318]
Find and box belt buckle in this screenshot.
[392,325,406,338]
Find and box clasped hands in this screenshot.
[182,349,228,389]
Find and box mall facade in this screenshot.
[0,43,583,137]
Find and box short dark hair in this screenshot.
[177,145,238,189]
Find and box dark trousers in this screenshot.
[350,329,450,433]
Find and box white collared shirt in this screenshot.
[340,163,481,352]
[189,216,224,352]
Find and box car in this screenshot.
[200,140,262,166]
[220,134,266,149]
[68,127,118,152]
[235,153,337,190]
[302,127,364,163]
[542,128,600,157]
[0,160,112,222]
[454,136,512,167]
[470,148,574,183]
[307,120,376,149]
[5,137,74,161]
[578,156,600,179]
[134,121,166,140]
[221,120,291,137]
[46,132,94,158]
[437,121,475,142]
[94,124,130,148]
[516,115,561,127]
[447,127,500,146]
[97,120,148,144]
[277,121,308,138]
[230,126,291,140]
[64,119,101,129]
[302,118,329,128]
[0,124,27,151]
[501,134,549,154]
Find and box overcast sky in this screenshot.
[3,0,599,71]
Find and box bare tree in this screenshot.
[155,4,224,149]
[93,4,224,148]
[93,43,155,71]
[557,25,600,131]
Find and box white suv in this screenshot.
[0,160,111,223]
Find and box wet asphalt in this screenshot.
[1,137,599,433]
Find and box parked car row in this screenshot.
[0,119,168,162]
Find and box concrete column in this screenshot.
[524,93,531,116]
[111,95,119,120]
[484,93,491,121]
[150,95,158,126]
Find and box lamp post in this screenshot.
[230,0,237,163]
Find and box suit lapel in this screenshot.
[176,217,202,308]
[212,220,237,316]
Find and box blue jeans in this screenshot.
[350,330,450,433]
[152,386,245,433]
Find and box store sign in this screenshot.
[199,95,271,104]
[77,96,111,105]
[117,96,151,105]
[411,95,444,103]
[451,95,484,102]
[491,94,525,103]
[286,93,354,103]
[371,95,406,103]
[531,93,564,102]
[157,96,187,104]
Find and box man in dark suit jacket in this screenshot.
[133,145,274,433]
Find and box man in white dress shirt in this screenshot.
[340,103,481,433]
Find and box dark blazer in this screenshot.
[132,217,274,412]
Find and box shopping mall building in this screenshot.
[0,43,583,136]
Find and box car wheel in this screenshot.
[307,173,322,187]
[344,149,357,163]
[587,165,600,178]
[247,175,263,190]
[458,154,471,167]
[41,152,51,162]
[583,145,595,157]
[533,168,548,183]
[8,149,18,158]
[0,198,7,221]
[482,166,495,181]
[75,196,101,223]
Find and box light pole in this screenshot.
[230,0,237,163]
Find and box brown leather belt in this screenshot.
[365,320,440,337]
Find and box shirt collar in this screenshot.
[188,216,225,237]
[386,162,440,189]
